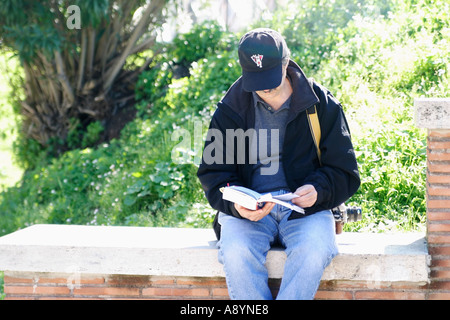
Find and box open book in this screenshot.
[221,185,305,214]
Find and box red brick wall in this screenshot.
[3,274,227,300]
[3,130,449,300]
[3,272,429,300]
[426,129,450,300]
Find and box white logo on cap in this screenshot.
[251,54,263,68]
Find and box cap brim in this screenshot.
[241,63,283,92]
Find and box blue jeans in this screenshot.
[218,190,338,300]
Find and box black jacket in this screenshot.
[197,60,360,233]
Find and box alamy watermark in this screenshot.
[171,121,280,175]
[66,5,81,29]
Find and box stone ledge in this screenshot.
[0,224,430,283]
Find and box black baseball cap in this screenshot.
[238,28,289,92]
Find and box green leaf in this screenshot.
[124,195,136,206]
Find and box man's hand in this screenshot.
[292,184,317,208]
[234,202,275,222]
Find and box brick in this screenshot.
[428,174,450,184]
[5,285,70,296]
[428,222,450,233]
[428,245,450,256]
[428,186,450,196]
[141,287,171,296]
[4,296,35,300]
[176,278,226,287]
[428,211,450,221]
[6,275,105,286]
[36,286,71,295]
[113,276,174,286]
[428,234,450,244]
[319,280,381,290]
[428,153,450,161]
[77,277,106,285]
[37,296,78,300]
[151,278,176,286]
[390,282,429,290]
[428,292,450,300]
[427,199,450,209]
[355,290,425,300]
[163,287,210,297]
[431,258,450,268]
[211,287,229,297]
[141,287,210,297]
[428,141,450,149]
[429,280,450,290]
[37,277,72,284]
[4,276,34,284]
[315,290,353,300]
[73,286,140,297]
[429,130,450,138]
[430,269,450,279]
[107,275,151,286]
[4,285,35,295]
[428,164,450,173]
[67,297,105,300]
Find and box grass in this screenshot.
[0,52,23,192]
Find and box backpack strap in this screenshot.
[306,103,359,233]
[306,104,322,166]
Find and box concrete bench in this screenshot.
[0,224,430,299]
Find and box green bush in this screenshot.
[252,0,392,74]
[171,21,228,67]
[309,0,447,231]
[0,21,238,235]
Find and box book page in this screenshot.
[272,193,299,201]
[221,186,304,214]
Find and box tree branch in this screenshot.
[102,0,166,92]
[129,36,156,56]
[54,50,75,108]
[36,52,60,107]
[77,29,87,91]
[86,27,96,77]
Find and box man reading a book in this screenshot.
[197,28,360,300]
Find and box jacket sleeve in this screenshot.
[196,107,243,218]
[303,85,360,212]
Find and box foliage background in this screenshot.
[0,0,448,238]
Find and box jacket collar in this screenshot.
[286,60,320,114]
[220,59,319,120]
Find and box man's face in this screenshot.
[254,64,288,100]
